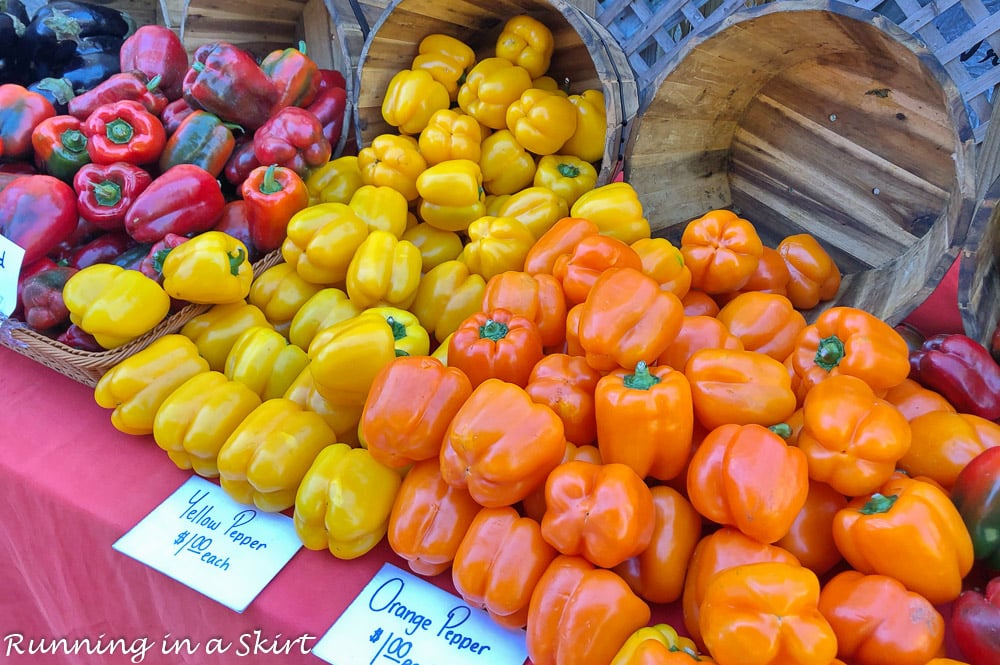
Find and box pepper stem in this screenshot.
[623,361,661,390]
[60,128,87,154]
[859,492,898,515]
[814,335,846,371]
[259,164,283,194]
[146,74,162,91]
[769,423,793,439]
[91,179,122,207]
[228,247,246,276]
[386,316,407,342]
[105,118,135,145]
[557,162,581,179]
[479,319,508,341]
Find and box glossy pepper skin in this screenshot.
[899,410,1000,490]
[506,88,578,156]
[479,128,537,195]
[410,259,487,344]
[611,623,715,665]
[307,313,398,408]
[248,261,324,337]
[525,353,601,446]
[294,443,401,559]
[305,155,363,205]
[571,182,651,245]
[63,264,171,349]
[73,161,152,230]
[526,554,652,665]
[180,301,272,372]
[0,83,56,161]
[496,185,569,240]
[631,236,692,300]
[496,15,554,79]
[225,325,310,401]
[680,208,763,294]
[241,163,310,254]
[19,265,77,331]
[561,89,607,164]
[125,164,226,243]
[554,233,644,306]
[482,270,567,350]
[460,214,536,281]
[138,232,186,285]
[440,378,566,508]
[253,106,332,178]
[94,334,210,435]
[349,183,409,237]
[412,34,476,102]
[817,570,945,665]
[775,480,848,577]
[909,333,1000,421]
[832,473,974,604]
[68,71,169,121]
[524,216,599,275]
[0,174,78,265]
[281,202,368,285]
[160,231,252,305]
[31,114,90,183]
[951,576,1000,665]
[216,397,335,512]
[415,158,485,232]
[357,133,426,202]
[777,233,842,310]
[458,57,533,130]
[305,82,347,150]
[402,222,463,272]
[716,291,806,362]
[448,308,544,388]
[381,68,449,136]
[951,446,1000,569]
[699,561,838,665]
[345,230,423,309]
[118,25,189,101]
[658,315,743,371]
[452,505,558,629]
[82,100,166,166]
[418,107,482,165]
[152,370,262,477]
[158,110,235,178]
[260,40,320,111]
[287,287,360,351]
[182,41,279,132]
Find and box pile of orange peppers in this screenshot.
[85,13,1000,665]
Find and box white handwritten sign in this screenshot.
[112,476,302,612]
[312,562,528,665]
[0,234,26,316]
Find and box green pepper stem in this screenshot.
[557,162,581,179]
[228,247,246,276]
[105,118,135,145]
[859,492,898,515]
[479,319,508,341]
[259,164,283,194]
[91,179,122,207]
[152,247,172,275]
[60,128,87,154]
[623,361,661,390]
[146,74,162,91]
[814,335,846,371]
[386,316,407,342]
[769,423,793,439]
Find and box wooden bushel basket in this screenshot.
[354,0,639,185]
[624,0,978,325]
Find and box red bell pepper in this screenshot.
[0,174,77,265]
[56,323,102,351]
[51,218,104,263]
[137,232,187,283]
[252,106,331,178]
[157,110,236,178]
[31,114,91,183]
[160,97,195,136]
[14,257,59,318]
[909,333,1000,421]
[223,136,259,188]
[240,163,309,253]
[952,576,1000,665]
[260,40,321,111]
[67,71,169,121]
[83,100,166,166]
[124,164,226,243]
[67,231,135,269]
[118,24,190,101]
[211,200,259,262]
[991,321,1000,366]
[182,41,279,132]
[306,85,348,150]
[73,161,153,230]
[0,83,56,161]
[951,446,1000,570]
[19,265,78,331]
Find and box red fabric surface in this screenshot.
[901,257,964,338]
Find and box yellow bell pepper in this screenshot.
[480,128,537,195]
[401,222,464,272]
[348,184,408,238]
[281,202,370,285]
[180,301,273,372]
[485,193,511,216]
[287,287,362,351]
[63,264,171,349]
[305,155,364,206]
[345,230,423,310]
[632,237,692,300]
[381,68,450,136]
[571,181,651,245]
[495,14,554,79]
[93,334,210,435]
[496,185,568,239]
[284,366,363,444]
[248,262,325,337]
[364,306,430,357]
[358,133,427,202]
[224,325,311,401]
[457,57,533,130]
[459,215,535,281]
[611,623,715,664]
[152,371,262,477]
[418,108,483,165]
[415,158,486,232]
[534,154,598,208]
[307,313,398,408]
[561,89,607,164]
[532,75,566,95]
[216,397,336,512]
[160,231,253,305]
[410,259,487,344]
[431,331,453,364]
[294,442,403,559]
[505,88,578,156]
[411,33,477,102]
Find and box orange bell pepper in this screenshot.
[540,459,655,568]
[595,361,694,481]
[524,352,601,446]
[832,473,975,604]
[614,485,702,605]
[699,561,838,665]
[632,236,693,300]
[521,440,603,523]
[526,554,651,665]
[481,270,568,349]
[577,267,684,372]
[680,209,764,294]
[564,302,585,357]
[882,377,956,420]
[719,245,790,300]
[798,374,912,497]
[817,570,945,665]
[359,356,473,470]
[681,289,720,317]
[553,233,644,306]
[447,307,544,388]
[386,457,482,576]
[440,378,566,507]
[778,233,842,310]
[682,527,801,649]
[686,423,809,544]
[685,348,797,431]
[788,306,911,400]
[897,411,1000,490]
[657,315,744,372]
[451,505,558,629]
[523,216,599,275]
[775,480,848,577]
[715,292,806,362]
